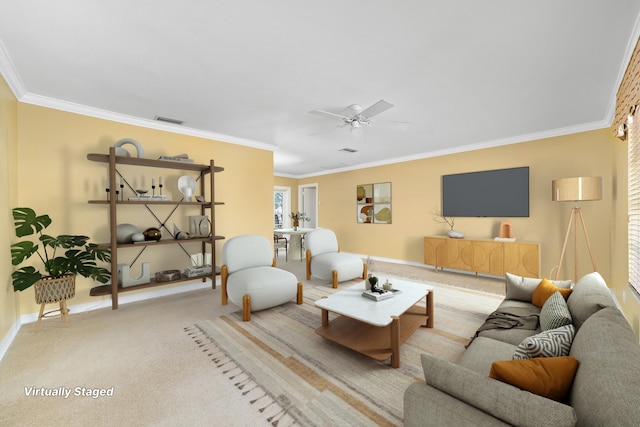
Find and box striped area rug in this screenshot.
[186,278,502,426]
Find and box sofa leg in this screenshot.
[242,295,251,321]
[297,282,303,304]
[332,270,338,288]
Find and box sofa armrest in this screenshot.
[420,353,576,427]
[404,382,510,427]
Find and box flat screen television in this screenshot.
[442,167,529,217]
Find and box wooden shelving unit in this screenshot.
[88,147,224,309]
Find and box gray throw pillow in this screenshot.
[513,324,575,360]
[505,272,572,303]
[540,291,573,331]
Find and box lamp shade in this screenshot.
[552,176,602,202]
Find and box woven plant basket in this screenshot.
[34,274,76,304]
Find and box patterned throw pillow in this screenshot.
[540,291,573,331]
[513,324,576,360]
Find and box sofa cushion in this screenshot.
[505,272,572,303]
[532,278,572,308]
[569,307,640,426]
[566,272,615,330]
[477,300,541,346]
[458,336,517,375]
[420,353,577,427]
[489,356,579,402]
[540,291,573,331]
[513,324,575,359]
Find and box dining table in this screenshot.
[275,228,314,261]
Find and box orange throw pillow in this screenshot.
[532,278,572,308]
[489,356,579,402]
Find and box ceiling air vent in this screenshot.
[339,148,358,153]
[154,115,184,125]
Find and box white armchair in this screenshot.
[221,234,303,321]
[305,229,367,288]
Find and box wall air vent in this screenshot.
[339,148,358,153]
[154,116,184,125]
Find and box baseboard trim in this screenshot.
[1,278,218,362]
[0,319,21,362]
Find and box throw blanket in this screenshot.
[467,307,539,347]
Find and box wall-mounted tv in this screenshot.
[442,167,529,217]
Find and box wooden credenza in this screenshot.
[423,236,540,278]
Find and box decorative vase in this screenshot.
[448,229,465,239]
[144,227,162,241]
[293,220,299,231]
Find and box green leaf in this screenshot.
[13,207,51,238]
[12,267,42,291]
[11,241,38,266]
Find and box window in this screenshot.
[274,187,290,229]
[628,106,640,297]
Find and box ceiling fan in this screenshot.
[309,99,410,135]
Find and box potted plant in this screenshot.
[10,207,111,301]
[289,212,310,230]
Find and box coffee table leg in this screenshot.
[321,308,329,327]
[390,316,400,368]
[426,290,434,328]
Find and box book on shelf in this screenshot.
[158,155,195,163]
[362,290,394,301]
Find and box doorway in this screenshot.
[274,186,291,229]
[299,183,318,228]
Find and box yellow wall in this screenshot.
[300,130,611,276]
[13,104,274,316]
[0,75,19,343]
[294,128,640,336]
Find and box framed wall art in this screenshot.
[356,182,391,224]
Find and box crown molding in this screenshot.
[0,38,26,98]
[18,93,276,152]
[294,119,610,179]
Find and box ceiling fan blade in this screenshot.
[359,99,394,118]
[309,109,351,120]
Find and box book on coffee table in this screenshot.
[362,290,394,301]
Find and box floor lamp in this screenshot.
[552,176,602,282]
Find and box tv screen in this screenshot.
[442,167,529,217]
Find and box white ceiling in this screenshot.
[1,1,639,177]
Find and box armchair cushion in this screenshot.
[226,266,298,312]
[305,228,338,256]
[310,252,364,281]
[223,234,273,273]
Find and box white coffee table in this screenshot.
[314,279,434,368]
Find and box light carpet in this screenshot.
[186,268,502,426]
[0,260,503,426]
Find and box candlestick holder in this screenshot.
[120,184,124,201]
[159,183,163,196]
[152,184,156,196]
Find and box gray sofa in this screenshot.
[404,272,640,427]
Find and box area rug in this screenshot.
[186,278,502,426]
